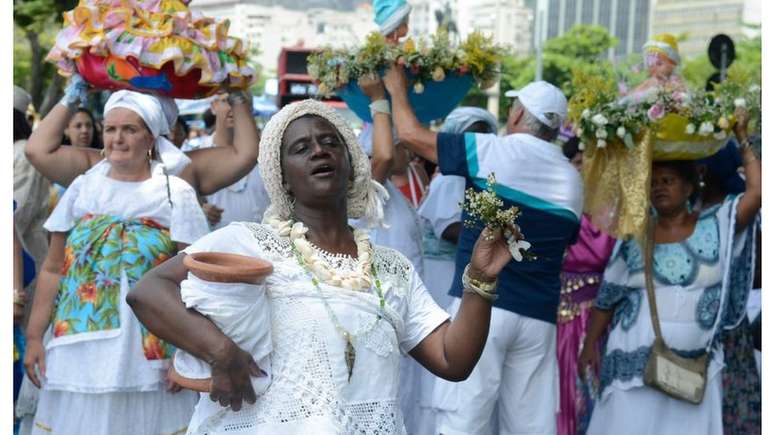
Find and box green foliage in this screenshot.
[499,24,619,121]
[681,36,761,89]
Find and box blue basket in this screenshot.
[337,72,475,123]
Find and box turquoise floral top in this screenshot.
[51,213,176,360]
[593,195,756,397]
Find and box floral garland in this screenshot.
[307,30,504,96]
[568,69,761,151]
[267,217,386,381]
[267,217,374,291]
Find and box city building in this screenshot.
[189,0,375,75]
[535,0,651,60]
[651,0,747,59]
[408,0,533,56]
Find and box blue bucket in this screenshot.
[337,72,475,123]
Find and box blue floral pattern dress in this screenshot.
[586,195,756,435]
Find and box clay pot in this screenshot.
[170,252,272,392]
[183,252,273,284]
[168,359,212,393]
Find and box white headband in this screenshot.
[258,99,388,227]
[104,90,191,175]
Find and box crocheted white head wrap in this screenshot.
[259,99,388,227]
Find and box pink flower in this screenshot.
[618,81,629,96]
[647,104,665,121]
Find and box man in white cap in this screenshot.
[384,67,583,435]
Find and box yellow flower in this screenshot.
[432,66,446,82]
[717,117,730,129]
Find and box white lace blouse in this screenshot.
[182,222,450,434]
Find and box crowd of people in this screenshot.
[12,1,761,434]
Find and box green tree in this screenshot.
[681,36,761,89]
[498,25,618,120]
[14,0,78,114]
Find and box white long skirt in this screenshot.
[31,388,198,435]
[586,374,723,435]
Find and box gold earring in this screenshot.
[100,148,106,157]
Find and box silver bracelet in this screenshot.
[227,89,250,106]
[369,99,391,117]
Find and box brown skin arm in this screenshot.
[179,99,260,195]
[408,226,516,381]
[732,108,761,233]
[359,74,394,184]
[24,232,67,387]
[127,254,262,411]
[24,104,102,187]
[383,64,439,164]
[577,307,614,377]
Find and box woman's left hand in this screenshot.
[468,225,521,283]
[358,73,386,101]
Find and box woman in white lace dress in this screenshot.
[129,96,517,434]
[22,91,211,434]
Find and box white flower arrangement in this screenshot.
[461,173,534,262]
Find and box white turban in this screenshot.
[259,99,389,227]
[440,107,498,135]
[104,90,191,175]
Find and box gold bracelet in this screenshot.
[462,264,498,301]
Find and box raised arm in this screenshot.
[180,91,260,195]
[25,103,102,187]
[732,108,761,232]
[127,254,261,410]
[408,226,517,381]
[24,232,68,387]
[383,64,439,163]
[359,74,394,184]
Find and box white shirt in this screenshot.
[182,222,449,434]
[187,133,271,228]
[42,161,209,392]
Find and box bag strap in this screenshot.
[644,214,664,341]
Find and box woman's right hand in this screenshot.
[208,339,264,411]
[577,341,600,378]
[23,338,46,388]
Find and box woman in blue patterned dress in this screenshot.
[577,117,760,435]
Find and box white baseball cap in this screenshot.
[504,81,567,127]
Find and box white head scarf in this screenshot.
[103,90,191,175]
[259,99,388,227]
[440,107,498,135]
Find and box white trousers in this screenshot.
[433,299,559,435]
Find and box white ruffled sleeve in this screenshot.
[399,266,451,353]
[168,177,210,245]
[43,175,84,233]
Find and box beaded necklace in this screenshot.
[285,221,387,382]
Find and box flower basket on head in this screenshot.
[46,0,255,99]
[308,31,503,123]
[568,69,760,241]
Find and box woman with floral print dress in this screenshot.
[578,110,760,435]
[22,90,212,435]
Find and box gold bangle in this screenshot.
[462,264,498,301]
